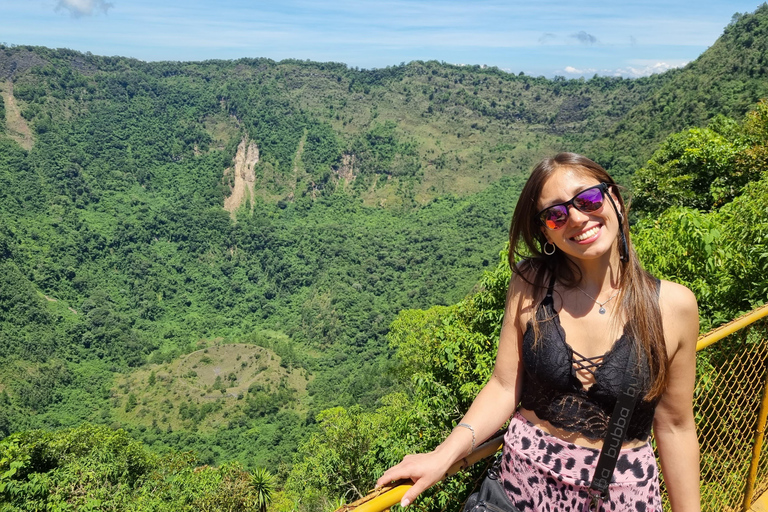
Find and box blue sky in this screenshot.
[0,0,762,78]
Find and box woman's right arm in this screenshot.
[375,273,529,507]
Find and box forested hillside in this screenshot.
[585,7,768,178]
[0,5,767,511]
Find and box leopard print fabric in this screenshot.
[500,413,662,512]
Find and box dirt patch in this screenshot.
[337,154,357,182]
[0,80,34,150]
[334,153,358,194]
[112,343,309,432]
[175,344,290,397]
[223,137,259,217]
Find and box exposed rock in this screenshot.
[223,137,259,217]
[337,153,358,183]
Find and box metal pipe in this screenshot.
[697,303,768,352]
[336,430,505,512]
[743,371,768,512]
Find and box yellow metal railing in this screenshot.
[689,303,768,512]
[338,303,768,512]
[338,431,505,512]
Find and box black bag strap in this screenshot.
[587,346,641,511]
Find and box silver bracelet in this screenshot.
[455,422,476,454]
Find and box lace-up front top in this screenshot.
[518,276,660,441]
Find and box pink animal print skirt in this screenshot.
[498,412,662,512]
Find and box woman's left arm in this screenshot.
[654,281,700,512]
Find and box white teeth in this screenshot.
[573,226,599,242]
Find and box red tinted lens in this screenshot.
[573,186,604,212]
[540,205,568,230]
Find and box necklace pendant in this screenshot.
[599,306,607,314]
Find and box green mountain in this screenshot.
[586,5,768,177]
[0,4,767,475]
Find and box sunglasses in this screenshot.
[537,183,609,230]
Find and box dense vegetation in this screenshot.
[0,424,276,511]
[0,5,767,511]
[280,99,768,511]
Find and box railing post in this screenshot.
[743,370,768,512]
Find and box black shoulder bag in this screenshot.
[463,354,641,512]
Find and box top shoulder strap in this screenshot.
[545,273,557,298]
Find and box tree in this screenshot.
[125,393,138,412]
[632,117,747,213]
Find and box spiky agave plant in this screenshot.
[251,467,275,512]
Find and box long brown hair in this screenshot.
[509,153,668,400]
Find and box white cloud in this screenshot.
[615,61,688,77]
[563,60,688,78]
[56,0,113,18]
[564,66,596,75]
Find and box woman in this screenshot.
[377,153,700,512]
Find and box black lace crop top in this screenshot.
[519,276,661,441]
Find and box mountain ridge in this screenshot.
[1,3,768,473]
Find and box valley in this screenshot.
[1,5,768,510]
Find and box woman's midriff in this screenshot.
[518,407,648,450]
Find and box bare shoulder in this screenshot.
[658,279,699,353]
[507,260,541,322]
[658,279,698,319]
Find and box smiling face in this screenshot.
[537,167,622,263]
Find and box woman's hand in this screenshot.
[375,449,455,507]
[375,273,528,507]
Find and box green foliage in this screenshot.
[632,120,748,212]
[13,361,72,411]
[251,467,275,512]
[632,99,768,327]
[0,125,514,464]
[0,424,154,510]
[351,121,421,179]
[125,393,138,412]
[632,101,768,214]
[0,423,275,511]
[1,7,768,507]
[283,394,419,512]
[302,121,342,184]
[633,172,768,329]
[11,15,768,204]
[282,252,511,510]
